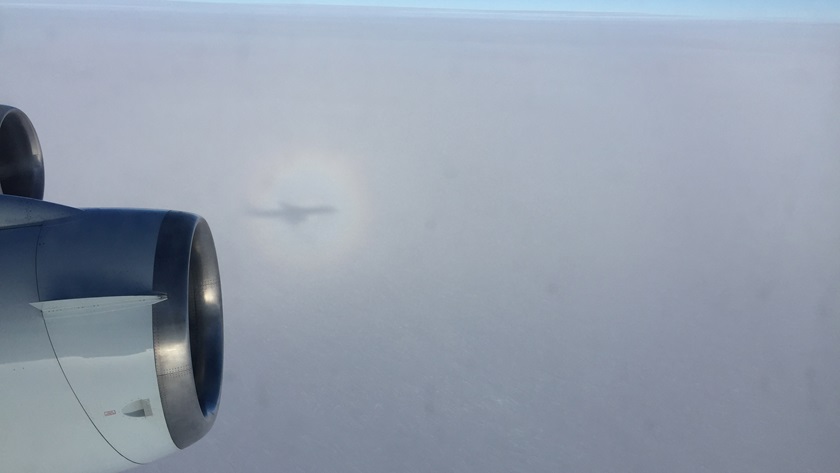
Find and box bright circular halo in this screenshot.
[245,153,369,270]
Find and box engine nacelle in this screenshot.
[0,106,223,473]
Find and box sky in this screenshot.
[3,0,839,21]
[1,3,840,473]
[169,0,840,21]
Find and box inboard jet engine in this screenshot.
[0,105,223,473]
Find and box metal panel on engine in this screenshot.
[41,296,178,464]
[35,209,164,301]
[0,226,132,473]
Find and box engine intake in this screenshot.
[153,212,224,448]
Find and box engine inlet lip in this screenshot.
[152,211,223,449]
[188,219,223,418]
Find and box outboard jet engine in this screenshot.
[0,105,44,199]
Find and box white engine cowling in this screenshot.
[0,106,223,473]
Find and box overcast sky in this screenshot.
[4,0,840,21]
[2,3,840,472]
[169,0,840,21]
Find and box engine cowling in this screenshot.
[0,106,223,473]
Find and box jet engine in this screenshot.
[0,105,44,199]
[0,105,223,473]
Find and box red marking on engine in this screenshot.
[104,410,117,417]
